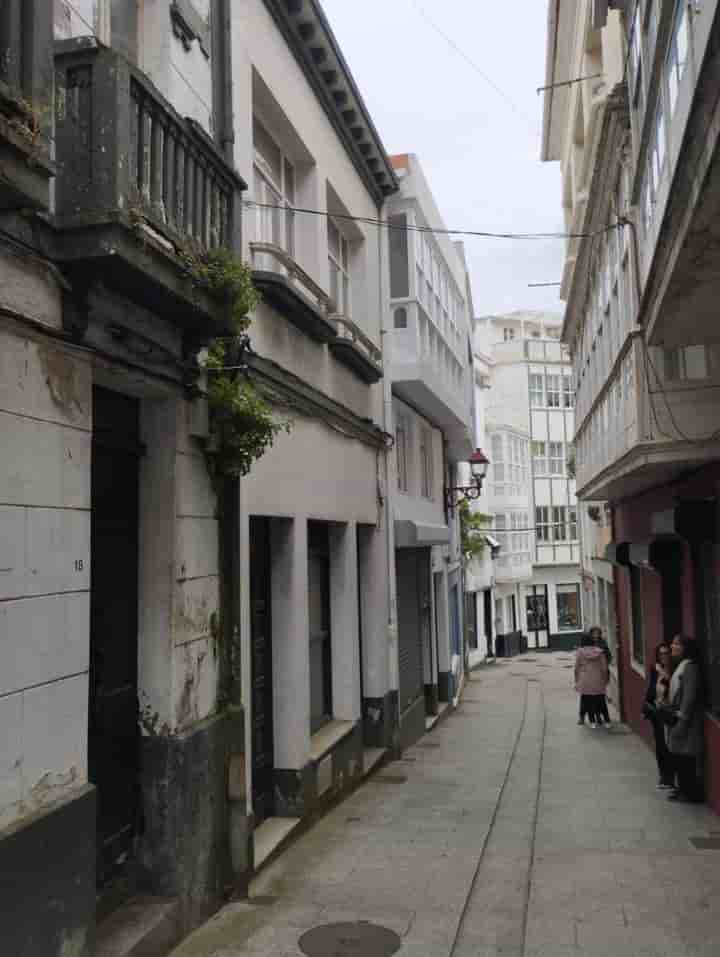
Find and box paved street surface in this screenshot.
[171,654,720,957]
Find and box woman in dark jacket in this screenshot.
[666,635,704,803]
[643,642,674,788]
[590,626,612,725]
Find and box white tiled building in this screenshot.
[386,153,475,744]
[480,312,583,650]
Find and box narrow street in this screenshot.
[170,655,720,957]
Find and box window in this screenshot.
[420,428,433,499]
[536,506,550,543]
[549,442,564,475]
[394,307,408,329]
[389,213,409,298]
[661,345,714,381]
[569,507,578,540]
[552,506,567,541]
[253,118,295,255]
[563,375,574,408]
[503,327,515,341]
[532,441,547,475]
[546,374,561,408]
[530,374,544,407]
[491,433,504,490]
[653,101,666,182]
[557,584,581,632]
[328,217,351,316]
[629,566,645,667]
[308,523,332,733]
[396,414,409,492]
[667,0,689,116]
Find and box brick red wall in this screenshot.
[613,464,720,810]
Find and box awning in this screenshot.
[628,539,682,571]
[651,502,717,543]
[394,520,450,549]
[604,542,630,566]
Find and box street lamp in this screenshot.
[445,448,490,514]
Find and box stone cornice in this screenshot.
[248,353,387,449]
[261,0,398,207]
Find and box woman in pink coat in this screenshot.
[575,632,609,727]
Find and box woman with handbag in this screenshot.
[665,635,704,803]
[641,643,674,789]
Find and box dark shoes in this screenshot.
[667,789,704,803]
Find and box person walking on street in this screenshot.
[589,625,612,725]
[666,635,705,803]
[642,642,675,789]
[575,632,609,727]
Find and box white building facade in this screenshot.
[481,312,583,651]
[386,153,475,746]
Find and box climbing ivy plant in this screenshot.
[194,250,290,482]
[459,500,492,563]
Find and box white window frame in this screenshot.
[667,0,689,117]
[549,442,564,475]
[536,506,550,543]
[328,216,351,317]
[552,505,568,542]
[546,374,561,408]
[532,441,547,476]
[253,118,296,256]
[420,427,434,500]
[529,373,544,408]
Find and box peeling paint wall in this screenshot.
[0,318,92,833]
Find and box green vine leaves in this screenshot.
[459,499,492,563]
[194,249,291,481]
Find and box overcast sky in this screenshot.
[321,0,565,320]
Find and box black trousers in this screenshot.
[579,694,606,723]
[651,717,674,785]
[672,753,703,801]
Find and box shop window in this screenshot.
[557,584,581,632]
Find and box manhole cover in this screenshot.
[299,921,402,957]
[690,837,720,850]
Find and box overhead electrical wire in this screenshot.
[243,200,619,242]
[409,0,539,134]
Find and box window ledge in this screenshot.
[309,719,356,763]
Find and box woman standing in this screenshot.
[589,625,612,725]
[575,633,609,726]
[642,643,674,789]
[666,635,704,803]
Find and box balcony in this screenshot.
[249,242,337,343]
[53,40,244,334]
[0,0,54,210]
[390,301,473,459]
[575,337,720,501]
